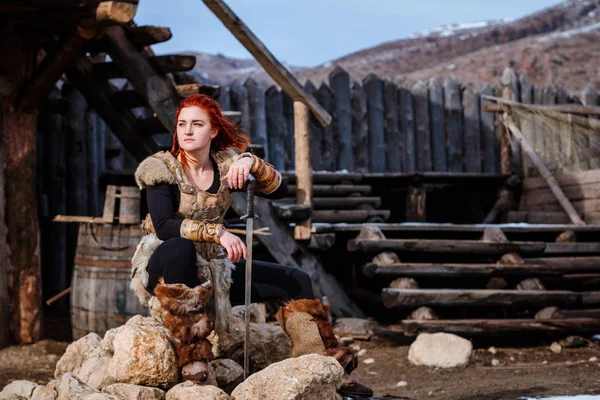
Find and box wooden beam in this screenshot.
[92,55,196,79]
[294,101,312,240]
[484,103,600,116]
[401,318,600,336]
[364,262,569,277]
[287,184,371,197]
[20,34,85,109]
[504,115,585,225]
[125,25,172,47]
[381,288,586,308]
[95,1,137,23]
[202,0,331,127]
[66,56,158,161]
[281,196,381,209]
[348,239,547,255]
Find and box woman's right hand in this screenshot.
[219,230,247,263]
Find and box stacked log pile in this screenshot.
[348,225,600,338]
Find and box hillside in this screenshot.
[186,0,600,93]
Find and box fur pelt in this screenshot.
[176,341,214,368]
[134,152,178,190]
[276,299,338,349]
[130,234,163,305]
[154,282,212,315]
[198,256,234,334]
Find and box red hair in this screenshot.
[170,94,250,168]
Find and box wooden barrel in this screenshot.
[71,223,148,339]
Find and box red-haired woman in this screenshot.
[130,94,371,397]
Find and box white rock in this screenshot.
[408,333,472,368]
[363,358,374,364]
[1,381,41,400]
[165,383,229,400]
[333,318,376,338]
[357,349,367,357]
[231,354,344,400]
[102,384,165,400]
[550,342,562,354]
[56,373,99,400]
[491,359,500,366]
[210,359,243,394]
[31,381,59,400]
[338,337,354,346]
[54,333,104,382]
[396,381,408,387]
[487,346,497,355]
[82,394,119,400]
[590,357,598,362]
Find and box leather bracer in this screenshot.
[180,219,223,244]
[236,152,282,194]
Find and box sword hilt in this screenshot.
[240,175,256,221]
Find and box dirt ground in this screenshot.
[1,338,600,400]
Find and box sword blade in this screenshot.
[243,216,253,380]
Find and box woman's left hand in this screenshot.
[226,157,253,189]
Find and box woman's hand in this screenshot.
[219,229,247,262]
[226,157,253,190]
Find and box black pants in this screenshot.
[146,237,315,305]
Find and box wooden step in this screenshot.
[113,84,220,108]
[381,288,598,308]
[400,318,600,336]
[545,243,600,255]
[312,210,390,223]
[93,55,196,79]
[364,262,570,278]
[280,197,381,210]
[287,184,371,197]
[348,239,547,254]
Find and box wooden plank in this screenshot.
[383,79,401,172]
[85,112,99,215]
[506,210,571,224]
[265,86,285,170]
[218,83,231,110]
[244,78,268,156]
[399,87,416,172]
[542,85,558,160]
[92,55,196,79]
[523,168,600,190]
[382,288,584,308]
[521,181,600,207]
[504,116,585,225]
[202,0,331,126]
[318,83,336,171]
[280,196,381,209]
[363,74,385,172]
[0,103,9,347]
[351,82,369,173]
[582,83,599,169]
[412,81,432,172]
[281,91,295,171]
[480,85,496,173]
[287,184,371,196]
[328,66,353,171]
[125,25,172,48]
[407,185,426,222]
[311,210,390,223]
[401,318,600,336]
[175,83,220,99]
[501,68,520,174]
[348,239,546,254]
[65,87,89,216]
[444,78,463,172]
[294,101,312,240]
[462,85,481,173]
[428,78,446,172]
[230,193,363,317]
[545,243,600,254]
[524,256,600,266]
[95,1,137,23]
[304,81,322,171]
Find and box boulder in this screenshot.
[535,306,563,320]
[56,373,99,400]
[407,307,438,321]
[389,278,418,289]
[0,381,41,400]
[102,384,165,400]
[408,333,472,368]
[218,306,291,373]
[333,318,377,338]
[165,383,229,400]
[230,304,266,324]
[516,278,545,291]
[210,359,243,394]
[559,336,589,348]
[54,333,104,382]
[231,354,343,400]
[31,381,59,400]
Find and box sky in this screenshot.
[135,0,563,67]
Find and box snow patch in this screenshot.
[538,21,600,42]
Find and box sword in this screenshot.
[240,175,256,380]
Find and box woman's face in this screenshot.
[176,106,217,153]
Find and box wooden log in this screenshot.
[328,66,353,171]
[401,318,600,336]
[0,105,9,347]
[412,81,432,172]
[294,101,312,240]
[504,116,585,225]
[407,185,426,222]
[65,87,89,216]
[363,74,385,172]
[582,83,599,169]
[365,262,566,277]
[95,1,137,23]
[273,204,312,221]
[312,210,390,223]
[245,78,268,156]
[265,86,285,170]
[229,80,252,137]
[545,243,600,254]
[382,288,583,308]
[428,78,446,172]
[287,184,371,196]
[480,85,497,173]
[20,34,85,109]
[348,239,546,254]
[281,196,381,209]
[501,68,521,174]
[230,194,363,317]
[93,55,196,79]
[383,79,401,172]
[281,91,295,170]
[218,83,231,110]
[125,25,172,48]
[282,171,363,184]
[304,81,322,170]
[462,85,481,173]
[444,78,463,172]
[351,82,369,173]
[519,74,535,176]
[318,83,336,171]
[524,256,600,267]
[307,233,336,251]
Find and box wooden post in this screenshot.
[363,74,385,172]
[503,116,585,225]
[383,79,401,172]
[428,78,446,172]
[304,81,322,171]
[480,85,496,173]
[399,87,416,172]
[294,101,312,240]
[85,112,99,215]
[230,80,251,135]
[500,69,519,174]
[444,78,463,172]
[407,185,426,222]
[542,85,558,166]
[519,74,534,177]
[244,78,268,157]
[462,85,482,173]
[281,92,295,170]
[318,83,336,171]
[328,66,353,171]
[412,81,432,172]
[0,105,9,348]
[582,83,598,169]
[265,86,285,170]
[351,82,369,173]
[218,83,231,111]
